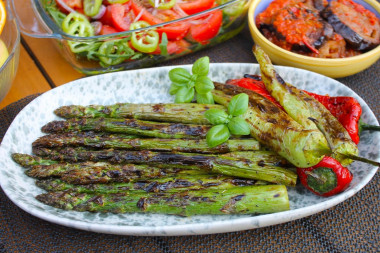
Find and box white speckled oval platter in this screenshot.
[0,63,379,236]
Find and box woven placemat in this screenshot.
[0,27,379,252]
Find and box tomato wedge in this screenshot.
[152,39,191,55]
[154,10,190,40]
[157,23,190,40]
[130,0,162,25]
[189,9,222,44]
[130,2,190,40]
[56,0,83,13]
[100,24,119,35]
[177,0,215,15]
[57,0,83,9]
[100,2,135,31]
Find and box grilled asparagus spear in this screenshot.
[32,133,260,153]
[12,153,58,168]
[36,175,266,193]
[31,148,297,186]
[252,45,358,165]
[54,103,226,124]
[41,118,211,139]
[36,185,290,215]
[26,162,205,183]
[211,82,330,168]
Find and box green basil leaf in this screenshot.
[175,87,194,103]
[228,93,249,116]
[206,124,230,148]
[169,68,191,84]
[192,56,209,76]
[228,117,251,136]
[196,92,214,104]
[194,76,214,94]
[169,82,185,95]
[204,109,229,125]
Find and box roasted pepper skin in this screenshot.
[229,77,363,144]
[297,156,353,197]
[253,45,359,166]
[212,82,330,168]
[304,93,362,144]
[226,76,365,197]
[226,78,283,109]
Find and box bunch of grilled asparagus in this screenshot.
[11,87,302,216]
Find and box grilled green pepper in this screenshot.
[212,82,330,168]
[252,45,358,165]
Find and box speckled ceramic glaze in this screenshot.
[0,64,378,236]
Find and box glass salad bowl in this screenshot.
[0,2,20,102]
[10,0,250,75]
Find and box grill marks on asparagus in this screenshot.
[27,162,203,184]
[35,185,290,215]
[36,175,264,194]
[12,153,58,168]
[14,97,297,215]
[29,148,297,186]
[32,133,260,153]
[41,118,211,139]
[54,103,226,125]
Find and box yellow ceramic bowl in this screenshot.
[248,0,380,78]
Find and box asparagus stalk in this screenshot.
[32,133,260,153]
[41,118,211,139]
[61,166,204,184]
[25,161,206,183]
[36,175,266,193]
[211,82,330,168]
[31,148,297,186]
[12,153,59,168]
[54,103,226,124]
[36,185,290,215]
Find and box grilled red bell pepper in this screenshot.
[297,156,353,197]
[304,92,362,144]
[226,77,283,109]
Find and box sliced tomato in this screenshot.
[157,23,190,40]
[100,2,135,31]
[99,25,119,35]
[177,0,215,15]
[57,0,83,9]
[154,10,190,40]
[188,9,223,44]
[151,39,191,55]
[130,3,190,40]
[56,0,83,13]
[130,0,162,25]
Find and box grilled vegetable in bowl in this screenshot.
[255,0,380,57]
[248,0,380,77]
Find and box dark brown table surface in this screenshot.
[0,25,379,252]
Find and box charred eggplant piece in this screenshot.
[321,0,380,51]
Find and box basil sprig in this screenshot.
[205,93,251,147]
[169,57,214,104]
